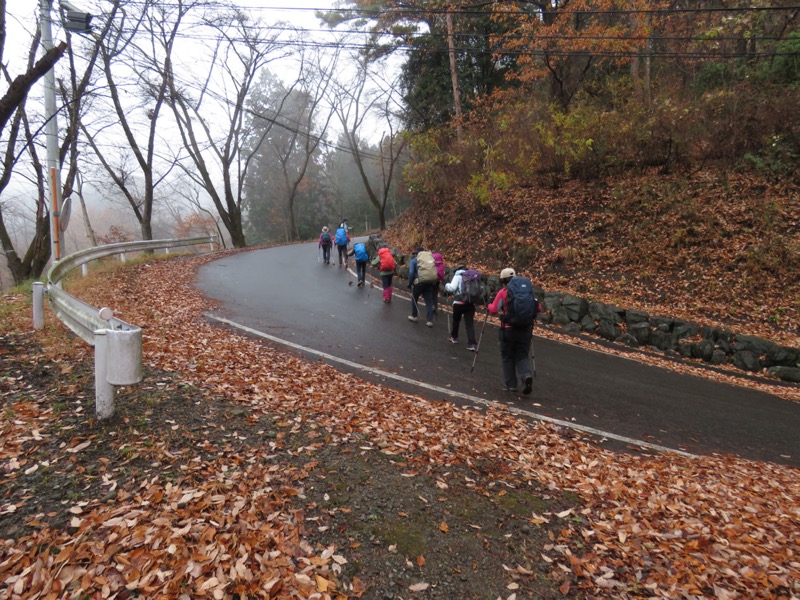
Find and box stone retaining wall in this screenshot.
[366,235,800,383]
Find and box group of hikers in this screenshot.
[319,222,538,395]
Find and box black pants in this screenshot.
[321,245,331,263]
[411,282,435,322]
[337,244,348,266]
[451,302,476,344]
[499,326,533,389]
[356,260,367,283]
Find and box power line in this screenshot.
[118,2,800,18]
[165,31,800,60]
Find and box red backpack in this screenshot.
[432,252,445,282]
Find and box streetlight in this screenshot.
[39,0,92,263]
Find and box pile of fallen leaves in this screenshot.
[1,255,799,598]
[386,167,800,347]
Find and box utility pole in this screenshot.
[39,0,93,264]
[40,0,63,264]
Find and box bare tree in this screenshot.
[245,44,338,242]
[0,2,68,284]
[164,8,286,248]
[330,52,407,231]
[80,0,192,242]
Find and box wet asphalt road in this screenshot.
[195,241,800,467]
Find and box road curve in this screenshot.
[195,241,800,467]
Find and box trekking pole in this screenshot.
[411,292,419,318]
[470,309,491,374]
[531,329,537,379]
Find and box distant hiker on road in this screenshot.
[334,224,350,268]
[407,247,437,327]
[375,245,396,303]
[445,265,481,351]
[348,242,370,286]
[318,226,333,264]
[487,268,538,395]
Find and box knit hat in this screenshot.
[413,246,423,255]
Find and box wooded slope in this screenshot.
[385,167,799,347]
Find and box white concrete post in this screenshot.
[81,263,88,277]
[120,252,126,263]
[94,330,115,420]
[33,282,45,330]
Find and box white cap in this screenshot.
[500,267,516,279]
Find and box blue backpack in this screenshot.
[353,243,368,262]
[335,227,348,246]
[502,276,539,328]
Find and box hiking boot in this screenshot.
[503,386,518,393]
[448,336,458,344]
[522,376,533,395]
[467,343,478,352]
[358,280,364,286]
[426,321,433,327]
[408,316,418,322]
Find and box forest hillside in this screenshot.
[384,166,799,348]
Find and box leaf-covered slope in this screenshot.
[385,169,800,346]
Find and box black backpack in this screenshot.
[502,276,539,327]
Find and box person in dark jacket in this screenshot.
[318,226,333,264]
[407,247,435,326]
[487,267,534,394]
[348,242,370,286]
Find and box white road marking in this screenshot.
[207,313,699,459]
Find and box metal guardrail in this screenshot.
[36,235,217,419]
[46,236,214,344]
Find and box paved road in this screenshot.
[196,241,800,467]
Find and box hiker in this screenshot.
[445,265,479,351]
[334,223,350,268]
[407,247,437,326]
[348,242,370,286]
[487,268,538,395]
[432,251,445,316]
[318,226,333,264]
[376,245,396,303]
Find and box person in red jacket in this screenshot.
[376,245,396,302]
[488,267,534,395]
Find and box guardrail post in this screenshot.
[33,282,45,330]
[120,252,126,263]
[106,328,143,386]
[81,263,88,277]
[94,330,115,420]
